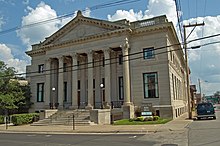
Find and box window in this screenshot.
[143,73,159,98]
[93,79,95,89]
[78,80,80,90]
[102,57,105,67]
[119,54,123,65]
[119,76,124,100]
[37,83,44,102]
[63,63,67,72]
[38,64,44,73]
[102,78,105,87]
[143,47,155,59]
[64,82,67,102]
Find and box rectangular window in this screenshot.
[143,47,155,59]
[143,72,159,98]
[93,79,95,89]
[38,64,44,73]
[102,57,105,67]
[102,78,105,87]
[119,76,124,100]
[78,80,80,90]
[37,83,44,102]
[64,82,67,102]
[119,54,123,65]
[63,63,67,72]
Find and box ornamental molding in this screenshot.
[41,11,127,46]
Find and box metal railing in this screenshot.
[111,101,123,109]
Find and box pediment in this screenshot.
[41,11,128,46]
[55,23,114,44]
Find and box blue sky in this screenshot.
[0,0,220,95]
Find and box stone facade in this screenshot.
[26,11,188,119]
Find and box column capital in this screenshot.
[122,38,130,52]
[71,52,78,59]
[87,50,94,57]
[58,55,64,61]
[103,48,111,55]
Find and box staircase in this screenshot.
[31,109,94,126]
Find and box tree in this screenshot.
[0,61,26,115]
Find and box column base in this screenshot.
[103,102,111,109]
[85,104,93,110]
[122,104,134,119]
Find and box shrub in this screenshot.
[11,113,39,125]
[153,116,160,121]
[0,115,4,124]
[136,116,145,122]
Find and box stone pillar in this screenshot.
[104,49,111,109]
[122,38,134,119]
[58,56,64,109]
[71,53,78,109]
[45,58,51,109]
[86,51,94,109]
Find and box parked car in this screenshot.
[196,102,216,120]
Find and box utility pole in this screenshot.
[183,22,204,119]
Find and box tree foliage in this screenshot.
[0,61,26,114]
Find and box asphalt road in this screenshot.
[188,110,220,146]
[0,133,163,146]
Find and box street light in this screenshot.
[100,83,104,109]
[51,87,56,109]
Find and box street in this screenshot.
[1,111,220,146]
[188,111,220,146]
[0,133,160,146]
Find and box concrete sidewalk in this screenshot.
[0,113,193,134]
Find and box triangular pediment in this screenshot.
[41,11,128,46]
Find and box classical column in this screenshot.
[104,49,111,108]
[122,38,131,105]
[71,53,78,109]
[86,50,94,109]
[58,56,64,109]
[122,38,134,119]
[45,58,51,109]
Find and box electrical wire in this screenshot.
[0,0,140,35]
[1,37,220,79]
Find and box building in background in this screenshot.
[26,11,188,119]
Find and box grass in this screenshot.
[113,118,172,125]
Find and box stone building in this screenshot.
[26,11,188,119]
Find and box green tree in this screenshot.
[0,61,25,115]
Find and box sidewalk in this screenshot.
[0,113,193,134]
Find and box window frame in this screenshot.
[143,47,155,59]
[143,72,159,98]
[118,76,124,100]
[38,64,44,73]
[37,83,44,102]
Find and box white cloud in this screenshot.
[17,2,88,51]
[17,2,61,50]
[0,44,28,73]
[108,0,177,26]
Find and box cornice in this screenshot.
[42,14,127,46]
[41,28,132,50]
[26,49,45,56]
[132,23,171,35]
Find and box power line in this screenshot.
[1,37,220,79]
[0,0,141,35]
